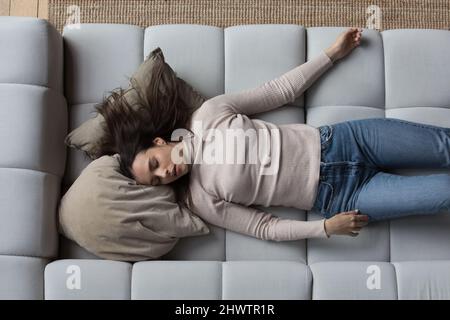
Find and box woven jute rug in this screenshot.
[48,0,450,33]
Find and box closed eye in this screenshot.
[148,157,160,185]
[149,157,158,170]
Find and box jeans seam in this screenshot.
[383,117,450,134]
[320,181,334,212]
[320,161,379,172]
[352,170,378,216]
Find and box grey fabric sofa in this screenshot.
[1,16,449,300]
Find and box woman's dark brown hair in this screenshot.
[95,60,196,208]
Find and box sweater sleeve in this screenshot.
[203,50,333,116]
[192,191,329,241]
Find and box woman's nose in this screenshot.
[154,168,167,179]
[160,167,171,178]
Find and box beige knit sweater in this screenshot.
[181,50,334,241]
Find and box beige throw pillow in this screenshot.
[64,47,206,159]
[58,154,210,262]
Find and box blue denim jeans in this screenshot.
[312,118,450,221]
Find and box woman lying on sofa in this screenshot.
[98,27,450,240]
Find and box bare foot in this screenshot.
[325,27,363,63]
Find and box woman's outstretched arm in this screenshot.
[195,194,330,241]
[204,51,333,117]
[202,27,362,117]
[190,188,369,240]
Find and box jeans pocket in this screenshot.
[315,180,334,217]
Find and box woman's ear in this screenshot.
[153,137,166,145]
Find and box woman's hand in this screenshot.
[325,27,363,63]
[324,209,369,237]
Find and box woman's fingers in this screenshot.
[350,27,362,35]
[350,220,367,229]
[354,214,369,221]
[327,210,370,237]
[342,210,368,220]
[352,28,363,45]
[347,212,369,233]
[358,221,368,227]
[353,221,368,229]
[351,214,369,227]
[343,209,359,215]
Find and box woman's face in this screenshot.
[131,137,189,186]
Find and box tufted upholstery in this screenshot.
[1,17,449,299]
[0,17,66,300]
